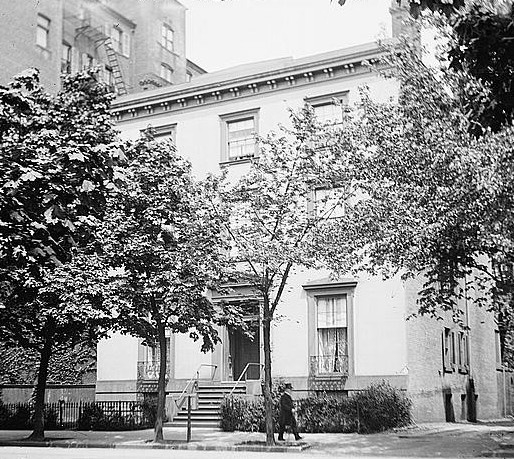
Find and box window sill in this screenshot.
[311,372,348,379]
[220,156,255,167]
[158,43,176,55]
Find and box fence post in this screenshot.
[59,400,64,428]
[356,400,360,434]
[186,395,192,442]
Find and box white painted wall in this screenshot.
[117,73,398,181]
[173,333,215,380]
[97,332,139,381]
[353,275,407,375]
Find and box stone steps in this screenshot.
[166,382,246,429]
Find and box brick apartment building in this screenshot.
[0,0,204,93]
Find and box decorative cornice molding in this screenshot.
[111,42,388,123]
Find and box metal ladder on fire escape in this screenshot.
[102,37,127,95]
[69,16,128,95]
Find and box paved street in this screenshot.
[1,421,514,457]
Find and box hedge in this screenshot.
[220,380,411,433]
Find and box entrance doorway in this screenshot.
[229,325,260,380]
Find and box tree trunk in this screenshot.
[154,318,167,443]
[28,319,54,441]
[263,296,274,446]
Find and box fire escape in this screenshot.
[66,15,128,95]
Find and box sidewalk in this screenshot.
[1,420,514,455]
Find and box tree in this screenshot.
[322,42,514,356]
[448,2,514,136]
[210,109,360,445]
[99,133,240,443]
[0,69,119,440]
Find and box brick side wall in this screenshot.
[0,0,63,90]
[1,384,95,403]
[404,276,499,423]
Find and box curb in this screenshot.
[0,440,311,453]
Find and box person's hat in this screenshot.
[284,382,293,389]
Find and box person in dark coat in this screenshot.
[277,382,302,441]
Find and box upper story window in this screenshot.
[160,64,173,83]
[111,26,130,57]
[316,295,348,374]
[186,71,192,83]
[104,65,115,91]
[36,14,50,49]
[314,187,346,219]
[306,92,348,127]
[61,43,72,73]
[82,53,94,70]
[227,119,255,159]
[142,123,177,144]
[161,23,174,52]
[313,102,344,125]
[220,109,259,163]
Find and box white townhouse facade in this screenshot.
[95,36,509,425]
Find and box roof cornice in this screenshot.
[112,41,391,123]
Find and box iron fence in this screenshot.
[0,400,156,430]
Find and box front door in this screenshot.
[229,325,260,380]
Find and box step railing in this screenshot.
[227,362,263,397]
[172,364,217,417]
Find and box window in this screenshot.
[61,43,72,73]
[186,71,192,83]
[142,123,177,143]
[443,328,458,372]
[160,64,173,83]
[36,14,50,49]
[316,296,348,374]
[227,118,256,160]
[306,92,348,126]
[140,338,170,379]
[82,53,94,70]
[111,26,130,56]
[220,110,259,163]
[161,23,174,52]
[496,329,502,367]
[111,27,122,53]
[457,331,469,372]
[305,280,356,386]
[313,102,344,125]
[314,187,345,219]
[104,65,114,90]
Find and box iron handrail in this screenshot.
[227,362,263,397]
[174,363,217,411]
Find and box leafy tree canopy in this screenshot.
[0,68,120,440]
[322,41,514,354]
[212,108,363,444]
[99,133,242,442]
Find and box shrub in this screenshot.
[354,380,411,433]
[77,403,104,430]
[220,380,411,434]
[140,400,157,426]
[296,395,358,433]
[9,404,32,429]
[43,405,58,430]
[220,395,280,432]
